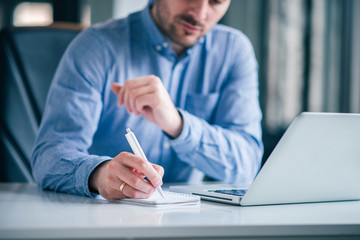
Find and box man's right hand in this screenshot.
[89,152,164,200]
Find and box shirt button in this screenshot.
[156,45,162,51]
[163,142,170,149]
[162,42,168,48]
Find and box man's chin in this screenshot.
[175,36,202,48]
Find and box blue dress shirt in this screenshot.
[31,5,263,197]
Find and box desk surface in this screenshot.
[0,183,360,240]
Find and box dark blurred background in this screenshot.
[0,0,359,182]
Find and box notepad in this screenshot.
[119,191,201,207]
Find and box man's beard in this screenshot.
[166,14,205,48]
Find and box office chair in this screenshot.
[0,24,83,182]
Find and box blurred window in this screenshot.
[13,2,53,26]
[221,0,360,162]
[80,3,91,26]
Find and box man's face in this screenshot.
[152,0,231,54]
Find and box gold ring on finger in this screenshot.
[119,182,126,193]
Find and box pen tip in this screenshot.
[126,128,131,133]
[158,188,165,199]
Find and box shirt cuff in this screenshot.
[74,155,112,198]
[168,108,202,154]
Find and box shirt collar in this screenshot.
[139,4,205,59]
[140,4,172,56]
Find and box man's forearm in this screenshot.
[169,109,263,185]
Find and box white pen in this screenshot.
[125,128,165,198]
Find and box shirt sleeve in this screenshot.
[31,28,112,197]
[169,33,263,185]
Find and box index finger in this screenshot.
[111,82,122,94]
[123,154,163,188]
[151,163,164,179]
[111,83,124,106]
[123,75,160,90]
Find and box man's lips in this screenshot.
[179,19,202,33]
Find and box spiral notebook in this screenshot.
[119,191,201,207]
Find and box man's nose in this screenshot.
[188,0,209,22]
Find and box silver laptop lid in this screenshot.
[241,112,360,206]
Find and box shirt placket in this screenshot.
[160,54,187,179]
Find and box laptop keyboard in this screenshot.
[209,189,247,196]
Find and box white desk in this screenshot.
[0,183,360,240]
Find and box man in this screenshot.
[31,0,263,200]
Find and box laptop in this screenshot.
[170,112,360,206]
